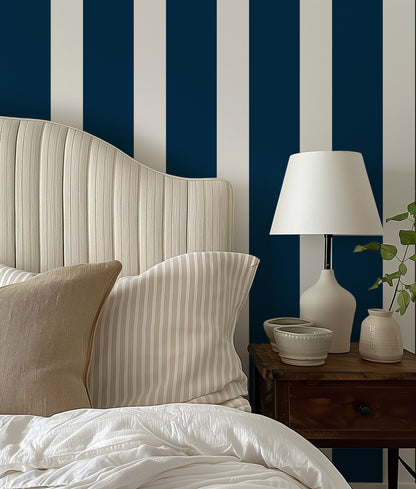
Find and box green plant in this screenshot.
[354,202,416,316]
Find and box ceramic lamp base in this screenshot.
[300,269,356,353]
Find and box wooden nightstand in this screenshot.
[248,343,416,489]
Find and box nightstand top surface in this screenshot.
[248,343,416,381]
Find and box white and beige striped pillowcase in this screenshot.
[0,266,35,287]
[0,252,259,412]
[87,252,259,411]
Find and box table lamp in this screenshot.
[270,151,383,353]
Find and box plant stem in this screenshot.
[389,279,401,311]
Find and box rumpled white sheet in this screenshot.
[0,404,350,489]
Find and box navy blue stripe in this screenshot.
[166,0,217,178]
[0,1,50,120]
[249,0,300,347]
[332,0,383,483]
[83,0,134,157]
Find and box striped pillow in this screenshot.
[88,252,258,411]
[0,266,35,286]
[0,252,259,411]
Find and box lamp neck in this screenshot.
[324,234,333,270]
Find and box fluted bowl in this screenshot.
[273,325,333,366]
[263,317,314,352]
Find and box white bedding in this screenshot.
[0,404,349,489]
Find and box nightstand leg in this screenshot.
[388,448,398,489]
[252,365,260,414]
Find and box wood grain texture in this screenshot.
[248,343,416,381]
[289,382,416,431]
[248,342,416,450]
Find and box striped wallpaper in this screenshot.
[0,0,415,486]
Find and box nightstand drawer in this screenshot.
[289,382,416,432]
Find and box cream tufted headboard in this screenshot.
[0,117,234,276]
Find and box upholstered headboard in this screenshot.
[0,117,233,276]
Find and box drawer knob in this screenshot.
[358,404,371,416]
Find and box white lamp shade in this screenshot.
[270,151,383,235]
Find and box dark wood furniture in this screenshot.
[248,342,416,489]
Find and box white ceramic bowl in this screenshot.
[273,325,333,366]
[263,318,314,352]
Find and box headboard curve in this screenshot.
[0,116,234,276]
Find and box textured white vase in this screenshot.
[300,269,356,353]
[359,309,403,363]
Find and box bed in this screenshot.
[0,116,350,488]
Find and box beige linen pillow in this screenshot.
[0,261,121,416]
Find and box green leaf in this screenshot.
[380,244,397,260]
[386,212,409,222]
[409,254,416,261]
[399,263,408,275]
[381,271,401,286]
[353,242,381,253]
[408,202,416,216]
[405,283,416,301]
[397,289,410,315]
[399,230,416,245]
[368,278,381,290]
[353,245,366,252]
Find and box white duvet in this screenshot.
[0,404,350,489]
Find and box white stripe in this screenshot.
[206,255,216,396]
[172,256,183,402]
[144,264,158,405]
[384,2,416,485]
[198,253,209,398]
[299,0,332,153]
[299,0,332,296]
[179,256,191,400]
[229,254,241,381]
[140,267,151,403]
[217,0,250,376]
[397,448,415,486]
[383,0,416,356]
[106,289,119,406]
[113,281,125,406]
[212,254,221,392]
[191,253,201,397]
[218,253,227,388]
[162,258,175,404]
[152,257,166,403]
[299,0,333,462]
[131,279,142,404]
[134,0,166,171]
[50,0,83,129]
[122,279,134,405]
